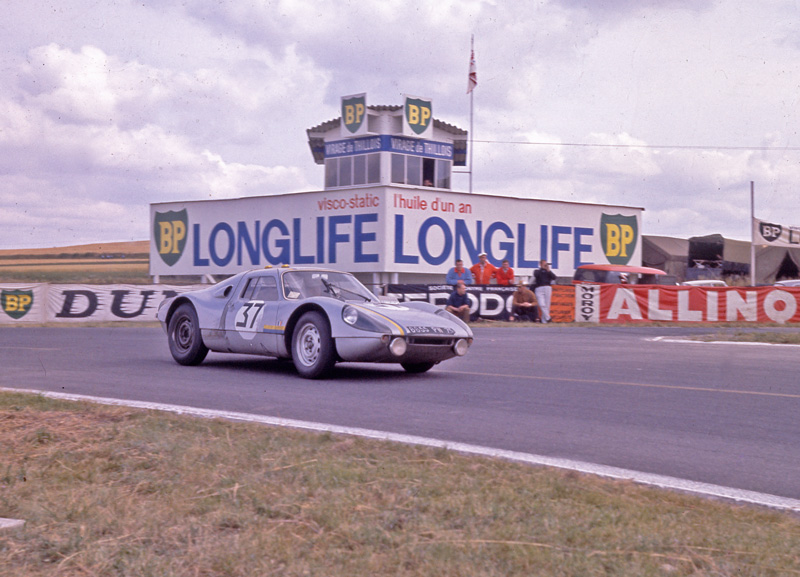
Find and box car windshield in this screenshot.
[282,271,376,302]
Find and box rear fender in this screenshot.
[163,296,194,328]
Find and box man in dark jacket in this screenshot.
[531,260,556,323]
[445,281,471,323]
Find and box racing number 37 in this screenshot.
[236,302,264,330]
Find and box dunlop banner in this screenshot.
[576,284,800,324]
[0,284,204,324]
[46,284,204,323]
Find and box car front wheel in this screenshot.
[168,303,209,366]
[292,311,336,379]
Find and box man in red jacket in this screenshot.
[495,259,514,285]
[470,252,497,285]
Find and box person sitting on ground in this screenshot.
[470,252,497,285]
[495,259,514,286]
[445,259,474,285]
[445,281,471,323]
[511,281,539,323]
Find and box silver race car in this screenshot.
[157,266,473,379]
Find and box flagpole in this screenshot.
[750,181,755,286]
[469,35,474,194]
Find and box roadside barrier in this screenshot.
[0,284,203,324]
[5,282,797,324]
[576,284,800,323]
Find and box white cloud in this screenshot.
[1,0,800,249]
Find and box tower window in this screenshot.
[325,154,380,188]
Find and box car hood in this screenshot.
[347,301,470,336]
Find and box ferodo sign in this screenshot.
[577,285,800,324]
[386,284,575,323]
[150,187,643,277]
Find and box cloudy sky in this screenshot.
[1,0,799,249]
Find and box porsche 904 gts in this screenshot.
[157,267,473,379]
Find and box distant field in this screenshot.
[0,241,163,284]
[0,240,149,259]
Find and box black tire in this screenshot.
[401,361,435,374]
[167,303,209,366]
[292,311,336,379]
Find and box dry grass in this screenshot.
[2,392,799,576]
[0,241,152,284]
[0,241,149,258]
[0,261,151,284]
[689,331,800,345]
[0,241,203,284]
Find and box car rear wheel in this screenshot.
[292,311,336,379]
[401,361,435,374]
[168,303,209,366]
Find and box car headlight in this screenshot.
[454,338,471,357]
[389,337,407,356]
[342,305,359,325]
[341,305,392,333]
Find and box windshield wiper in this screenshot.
[320,278,340,299]
[338,285,373,302]
[320,278,372,302]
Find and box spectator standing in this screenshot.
[532,260,557,323]
[445,281,471,323]
[445,259,474,285]
[470,252,497,285]
[511,282,539,322]
[495,259,514,286]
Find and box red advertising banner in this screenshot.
[550,285,575,323]
[576,285,800,324]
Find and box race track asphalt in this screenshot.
[3,324,800,503]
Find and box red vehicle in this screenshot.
[572,264,670,285]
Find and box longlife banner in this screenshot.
[150,187,644,278]
[576,284,800,323]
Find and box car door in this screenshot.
[224,273,281,355]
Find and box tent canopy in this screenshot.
[642,235,688,279]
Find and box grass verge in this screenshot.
[689,330,800,345]
[0,261,153,284]
[1,392,799,576]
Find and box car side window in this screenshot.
[240,276,279,301]
[253,276,279,301]
[240,278,257,300]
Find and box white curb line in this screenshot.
[3,387,800,513]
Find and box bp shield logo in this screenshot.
[600,214,638,265]
[2,289,34,320]
[759,221,783,242]
[404,97,432,136]
[341,94,366,135]
[154,209,188,267]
